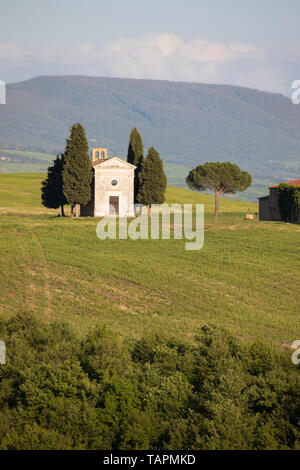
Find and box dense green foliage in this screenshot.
[186,162,252,194]
[278,183,300,221]
[0,313,298,450]
[186,162,252,217]
[62,123,93,216]
[138,147,167,206]
[127,127,145,202]
[41,154,66,216]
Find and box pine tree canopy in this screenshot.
[137,146,167,206]
[62,123,93,207]
[41,154,66,210]
[186,162,252,195]
[186,161,252,218]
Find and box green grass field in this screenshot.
[0,173,299,347]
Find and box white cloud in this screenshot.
[178,38,254,63]
[77,42,96,53]
[142,33,183,56]
[229,42,258,53]
[0,33,297,95]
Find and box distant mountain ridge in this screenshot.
[0,75,299,200]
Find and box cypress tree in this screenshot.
[62,123,93,217]
[127,127,144,202]
[137,146,167,214]
[41,154,67,216]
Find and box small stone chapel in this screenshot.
[80,147,136,217]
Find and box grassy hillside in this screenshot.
[1,76,300,200]
[0,148,56,173]
[0,173,299,347]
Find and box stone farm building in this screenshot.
[258,179,300,221]
[81,147,136,217]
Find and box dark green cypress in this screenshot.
[137,146,167,209]
[62,123,93,217]
[127,127,144,202]
[41,154,67,216]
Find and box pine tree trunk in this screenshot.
[60,205,65,217]
[75,203,80,217]
[214,190,219,219]
[148,205,152,218]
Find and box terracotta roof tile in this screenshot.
[269,179,300,188]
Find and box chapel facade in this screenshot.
[80,147,136,217]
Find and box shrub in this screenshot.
[278,183,300,221]
[0,314,299,450]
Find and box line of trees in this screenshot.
[42,123,93,217]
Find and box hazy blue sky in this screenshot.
[1,0,299,94]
